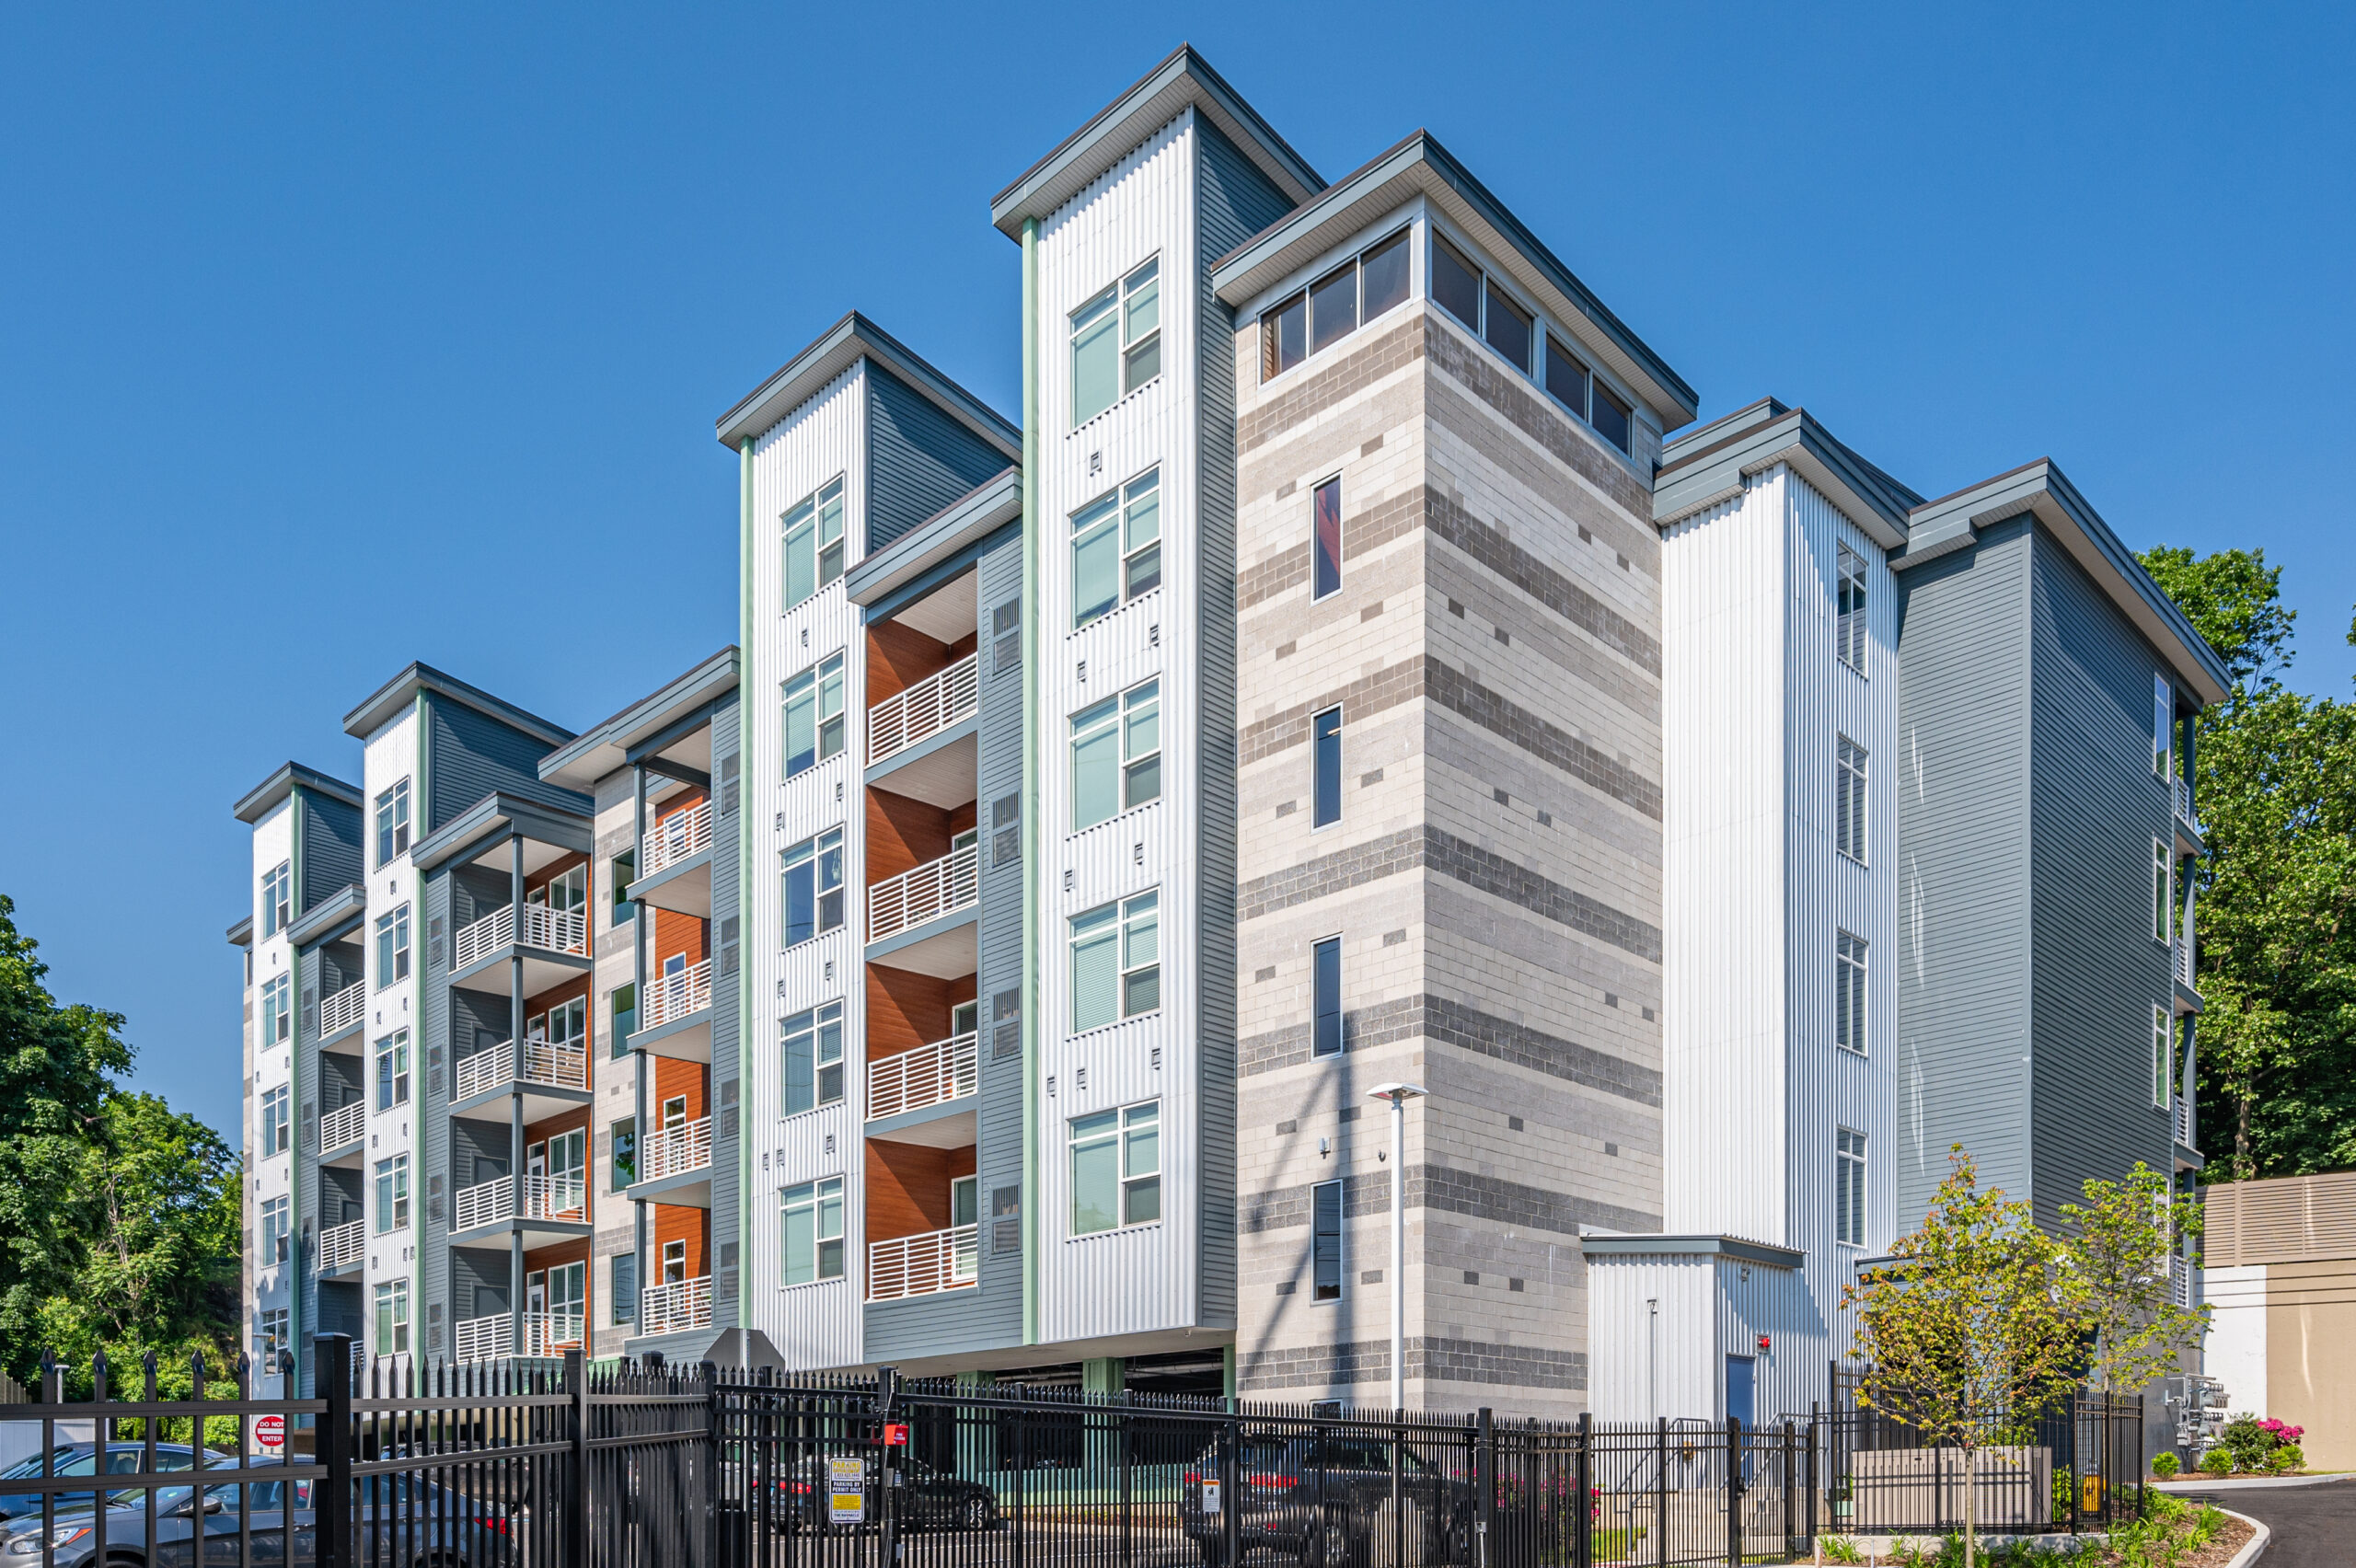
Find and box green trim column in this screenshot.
[286,784,305,1391]
[738,434,756,1343]
[1020,215,1042,1345]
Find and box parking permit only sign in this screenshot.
[827,1457,867,1524]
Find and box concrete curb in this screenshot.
[2215,1505,2269,1568]
[2157,1472,2356,1493]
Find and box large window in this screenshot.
[1312,936,1344,1059]
[609,1118,637,1189]
[1071,467,1161,628]
[257,1309,290,1366]
[375,905,410,987]
[610,1252,637,1325]
[1836,1128,1866,1247]
[782,1001,846,1115]
[2154,1005,2174,1110]
[1312,707,1343,828]
[1070,679,1161,829]
[375,1029,410,1111]
[1069,1101,1161,1235]
[1835,738,1867,864]
[1311,477,1343,601]
[782,1177,846,1285]
[1311,1178,1344,1301]
[1069,891,1159,1032]
[260,1085,290,1157]
[261,1194,290,1266]
[375,778,410,868]
[1438,230,1633,453]
[260,861,291,938]
[260,974,291,1048]
[373,1279,410,1356]
[610,984,637,1057]
[782,652,848,778]
[2154,674,2173,778]
[1261,229,1412,379]
[1837,544,1868,674]
[375,1153,410,1234]
[780,828,846,946]
[781,478,846,609]
[1836,932,1867,1057]
[2154,838,2172,944]
[1071,258,1160,424]
[610,851,637,928]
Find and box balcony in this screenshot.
[452,1172,586,1235]
[456,1311,583,1363]
[867,1032,978,1123]
[453,1037,589,1107]
[642,1116,712,1183]
[319,980,366,1041]
[643,960,711,1032]
[318,1218,365,1275]
[2174,777,2203,841]
[868,844,979,948]
[451,902,588,973]
[641,801,713,878]
[870,653,979,767]
[319,1100,365,1156]
[2169,1256,2193,1309]
[868,1225,978,1302]
[2176,1097,2196,1149]
[641,1275,714,1338]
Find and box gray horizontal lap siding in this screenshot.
[1894,519,2036,1229]
[422,865,455,1356]
[427,700,583,831]
[710,699,742,1329]
[301,794,364,912]
[866,366,1016,555]
[2026,525,2177,1226]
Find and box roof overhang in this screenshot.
[288,882,366,948]
[1654,398,1918,548]
[991,44,1322,239]
[341,663,573,746]
[847,468,1022,609]
[411,790,593,873]
[226,916,253,950]
[540,648,742,792]
[1897,458,2231,706]
[714,312,1019,457]
[1578,1233,1805,1270]
[234,761,363,824]
[1210,131,1697,431]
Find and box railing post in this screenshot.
[1783,1420,1795,1560]
[317,1332,353,1568]
[1656,1418,1669,1568]
[565,1349,589,1568]
[700,1361,722,1568]
[1726,1416,1741,1568]
[1220,1411,1242,1568]
[1576,1412,1593,1568]
[1477,1407,1496,1568]
[1807,1402,1820,1547]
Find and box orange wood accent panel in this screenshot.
[864,965,978,1060]
[652,908,709,971]
[865,788,953,884]
[653,1057,709,1121]
[651,786,710,829]
[868,620,954,707]
[947,629,978,661]
[652,1205,708,1279]
[863,1139,978,1244]
[525,852,592,902]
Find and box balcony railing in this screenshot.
[642,959,712,1032]
[642,1116,711,1182]
[451,902,589,971]
[2174,777,2201,837]
[319,980,365,1038]
[640,1275,714,1337]
[2176,1096,2196,1150]
[869,653,979,766]
[2169,1256,2193,1309]
[867,1225,978,1302]
[453,1037,589,1102]
[867,1032,978,1121]
[2174,935,2196,990]
[455,1311,583,1363]
[319,1100,364,1153]
[641,801,713,878]
[867,845,979,946]
[452,1172,586,1233]
[318,1218,365,1274]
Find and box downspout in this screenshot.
[738,434,756,1346]
[631,764,648,1344]
[287,784,306,1393]
[1020,215,1041,1345]
[510,836,526,1357]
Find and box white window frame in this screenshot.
[1836,543,1868,675]
[1069,467,1161,628]
[1069,678,1161,830]
[2153,1004,2173,1110]
[261,861,292,938]
[261,1194,291,1266]
[1836,737,1868,865]
[260,974,292,1047]
[781,1000,846,1116]
[1311,1177,1345,1301]
[2154,838,2172,944]
[780,1176,846,1286]
[373,1278,410,1356]
[1311,934,1344,1060]
[1835,932,1867,1058]
[781,651,848,779]
[1068,1100,1161,1236]
[1068,890,1160,1033]
[375,778,410,868]
[375,905,410,988]
[375,1029,410,1111]
[260,1084,290,1157]
[375,1152,410,1235]
[1311,704,1344,830]
[1311,475,1344,602]
[780,478,847,610]
[1257,227,1414,382]
[780,828,846,946]
[1069,257,1161,426]
[1836,1127,1866,1248]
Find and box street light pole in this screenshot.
[1368,1081,1426,1413]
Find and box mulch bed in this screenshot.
[2175,1510,2256,1567]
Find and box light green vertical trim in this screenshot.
[413,693,430,832]
[738,434,756,1338]
[1020,214,1042,1345]
[286,784,305,1387]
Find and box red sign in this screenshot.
[1755,1334,1772,1353]
[883,1424,909,1447]
[255,1415,285,1451]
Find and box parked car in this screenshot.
[1181,1435,1473,1567]
[0,1445,228,1525]
[772,1453,999,1532]
[0,1458,510,1568]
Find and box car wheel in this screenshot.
[1301,1515,1350,1568]
[963,1495,992,1529]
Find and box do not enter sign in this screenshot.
[255,1415,285,1451]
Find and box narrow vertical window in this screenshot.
[1311,478,1343,601]
[782,1178,846,1284]
[780,478,847,608]
[611,1252,638,1324]
[373,1280,410,1355]
[1263,292,1308,379]
[782,1001,846,1116]
[1310,262,1358,355]
[2154,674,2174,778]
[1836,544,1868,674]
[1484,278,1533,371]
[2153,1004,2174,1110]
[375,905,410,986]
[1360,231,1411,319]
[2154,839,2172,944]
[611,851,637,926]
[375,1029,410,1111]
[781,652,848,778]
[780,828,846,945]
[610,1118,637,1188]
[610,984,637,1057]
[1591,380,1633,454]
[1431,235,1483,332]
[375,1153,410,1233]
[1311,1179,1345,1301]
[1544,335,1590,422]
[1312,937,1344,1059]
[1836,738,1867,863]
[1836,1128,1866,1247]
[375,779,410,868]
[1835,932,1867,1056]
[1312,707,1344,828]
[261,862,292,937]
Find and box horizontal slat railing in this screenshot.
[641,1275,713,1336]
[453,1172,586,1231]
[641,800,713,877]
[2176,1097,2195,1149]
[866,843,979,945]
[2175,776,2201,836]
[319,1099,364,1152]
[866,1224,978,1302]
[866,1032,978,1121]
[643,959,711,1032]
[869,652,979,765]
[318,1217,365,1273]
[453,1037,589,1101]
[319,979,365,1037]
[451,1311,578,1361]
[452,902,590,970]
[642,1116,711,1182]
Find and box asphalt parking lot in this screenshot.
[2170,1476,2356,1568]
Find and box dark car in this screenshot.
[773,1453,999,1533]
[1181,1435,1472,1567]
[0,1445,228,1525]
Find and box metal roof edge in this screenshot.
[234,761,364,824]
[540,647,742,790]
[1654,406,1915,547]
[714,312,1019,457]
[341,663,574,746]
[1577,1233,1806,1269]
[989,44,1323,239]
[288,882,366,948]
[410,789,595,873]
[226,915,254,949]
[847,467,1023,607]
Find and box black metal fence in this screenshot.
[0,1340,2142,1568]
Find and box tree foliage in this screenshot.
[2140,546,2356,1178]
[2055,1162,2208,1395]
[0,895,239,1392]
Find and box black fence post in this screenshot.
[1725,1417,1741,1568]
[1576,1412,1593,1568]
[1219,1410,1241,1568]
[700,1361,722,1568]
[1655,1418,1669,1568]
[1476,1408,1496,1568]
[877,1365,899,1568]
[1807,1403,1819,1546]
[2067,1395,2081,1535]
[565,1349,588,1568]
[317,1332,353,1568]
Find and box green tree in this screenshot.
[2056,1162,2210,1394]
[1843,1149,2083,1568]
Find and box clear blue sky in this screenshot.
[6,5,2351,1147]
